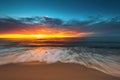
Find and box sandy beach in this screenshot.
[0,62,119,80]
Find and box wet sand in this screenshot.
[0,62,119,80]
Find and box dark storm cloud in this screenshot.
[87,17,120,36]
[0,16,120,36]
[0,17,23,33]
[15,16,63,25]
[0,17,22,24]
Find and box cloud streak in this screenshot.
[0,16,120,37]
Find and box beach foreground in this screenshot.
[0,62,119,80]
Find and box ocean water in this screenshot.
[0,38,120,77]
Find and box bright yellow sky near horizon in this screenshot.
[0,32,91,39]
[0,26,92,39]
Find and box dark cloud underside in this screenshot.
[0,16,120,37]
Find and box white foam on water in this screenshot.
[0,47,120,77]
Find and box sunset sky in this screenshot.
[0,0,120,38]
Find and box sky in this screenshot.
[0,0,120,19]
[0,0,120,38]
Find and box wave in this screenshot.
[0,47,120,77]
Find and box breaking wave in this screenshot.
[0,47,120,77]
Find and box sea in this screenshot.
[0,37,120,77]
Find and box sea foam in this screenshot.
[0,47,120,77]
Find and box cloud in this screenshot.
[0,16,120,36]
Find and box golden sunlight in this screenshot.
[0,33,89,39]
[0,32,92,39]
[0,26,92,39]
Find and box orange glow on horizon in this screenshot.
[0,26,92,39]
[0,32,91,39]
